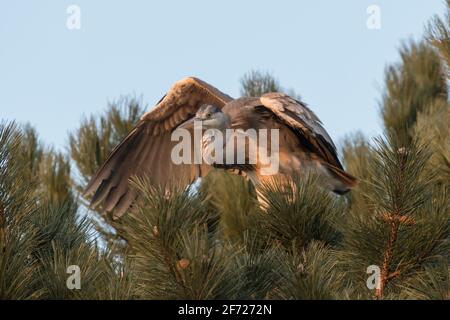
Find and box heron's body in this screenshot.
[85,77,357,218]
[201,97,353,193]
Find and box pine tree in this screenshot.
[338,136,449,299]
[118,177,237,299]
[414,100,450,184]
[14,124,72,204]
[381,41,447,147]
[0,121,137,299]
[69,96,146,248]
[112,172,346,299]
[0,122,41,299]
[421,0,450,183]
[339,40,450,300]
[426,0,450,77]
[240,70,301,99]
[69,95,145,194]
[1,3,449,299]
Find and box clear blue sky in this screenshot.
[0,1,445,149]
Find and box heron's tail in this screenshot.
[322,163,358,194]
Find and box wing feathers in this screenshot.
[260,93,342,169]
[84,77,232,218]
[259,92,357,188]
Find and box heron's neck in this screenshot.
[201,124,232,165]
[201,128,227,149]
[201,114,231,157]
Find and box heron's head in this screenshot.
[178,104,230,130]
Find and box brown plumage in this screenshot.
[84,77,357,218]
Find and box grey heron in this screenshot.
[85,77,357,218]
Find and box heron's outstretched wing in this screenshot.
[259,93,357,188]
[84,77,233,219]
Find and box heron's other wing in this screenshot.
[260,93,341,167]
[84,77,233,219]
[259,93,357,189]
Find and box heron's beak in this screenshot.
[177,117,198,130]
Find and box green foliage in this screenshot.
[228,234,282,300]
[340,133,375,216]
[2,3,450,299]
[341,132,373,182]
[200,170,260,244]
[69,96,145,193]
[365,137,431,219]
[337,137,450,299]
[240,70,282,97]
[12,124,72,204]
[120,177,235,299]
[0,122,137,300]
[272,242,342,300]
[38,152,72,204]
[240,70,301,99]
[400,258,450,300]
[116,175,345,300]
[426,0,450,77]
[381,41,448,146]
[16,124,43,181]
[257,174,342,250]
[414,100,450,184]
[0,122,42,299]
[69,96,146,250]
[340,19,450,299]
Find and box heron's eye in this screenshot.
[206,113,212,118]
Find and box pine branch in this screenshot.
[426,0,450,78]
[240,70,301,99]
[257,173,343,250]
[381,41,447,147]
[376,218,399,298]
